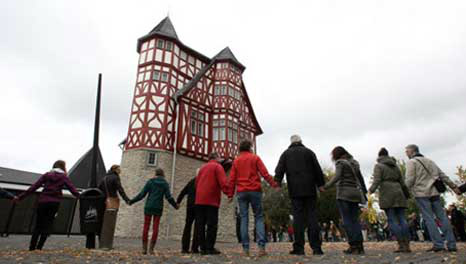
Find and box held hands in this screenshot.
[319,186,326,193]
[175,203,180,210]
[453,187,462,195]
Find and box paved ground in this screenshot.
[0,235,464,264]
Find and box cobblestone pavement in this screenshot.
[0,235,464,263]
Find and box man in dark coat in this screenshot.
[274,135,325,255]
[177,175,199,254]
[449,204,466,242]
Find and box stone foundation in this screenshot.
[116,149,238,242]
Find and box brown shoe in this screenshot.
[242,249,250,257]
[394,239,403,253]
[403,238,412,253]
[149,240,156,255]
[258,248,268,257]
[142,241,148,255]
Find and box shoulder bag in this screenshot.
[414,158,446,193]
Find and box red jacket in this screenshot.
[228,151,278,197]
[195,160,229,208]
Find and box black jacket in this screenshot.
[176,178,196,208]
[274,142,325,198]
[451,208,465,227]
[98,172,130,203]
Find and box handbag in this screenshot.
[104,176,120,210]
[414,158,446,193]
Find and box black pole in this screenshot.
[86,73,102,249]
[90,73,102,188]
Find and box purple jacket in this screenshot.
[18,169,80,203]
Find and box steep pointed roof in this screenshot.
[213,47,245,71]
[137,17,180,53]
[68,147,107,189]
[148,16,179,40]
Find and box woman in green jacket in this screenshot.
[368,148,410,253]
[130,168,179,254]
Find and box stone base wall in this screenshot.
[116,149,238,242]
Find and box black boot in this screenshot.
[343,242,356,254]
[357,241,365,254]
[37,234,48,250]
[29,233,40,251]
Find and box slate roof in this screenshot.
[213,47,245,70]
[68,147,107,189]
[0,167,42,185]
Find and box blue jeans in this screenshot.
[237,191,266,250]
[336,200,363,243]
[415,196,456,249]
[385,207,409,240]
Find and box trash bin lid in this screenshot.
[80,188,104,198]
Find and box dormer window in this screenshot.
[157,40,164,49]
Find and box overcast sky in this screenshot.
[1,0,466,189]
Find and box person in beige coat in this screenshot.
[405,144,460,252]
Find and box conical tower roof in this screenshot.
[137,17,179,53]
[213,47,245,70]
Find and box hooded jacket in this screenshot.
[195,160,229,208]
[369,156,408,209]
[18,168,80,203]
[228,151,277,197]
[130,176,177,216]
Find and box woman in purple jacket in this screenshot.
[15,160,80,250]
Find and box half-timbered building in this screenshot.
[117,17,262,239]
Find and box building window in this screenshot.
[166,42,173,51]
[147,152,158,166]
[152,71,160,81]
[190,110,206,138]
[228,122,238,144]
[157,39,164,49]
[161,72,168,82]
[228,87,235,97]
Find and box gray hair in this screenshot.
[290,135,302,143]
[406,144,420,153]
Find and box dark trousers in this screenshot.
[195,205,219,251]
[291,197,322,252]
[337,200,363,243]
[30,202,60,250]
[455,224,466,242]
[181,207,199,252]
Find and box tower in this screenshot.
[117,17,263,240]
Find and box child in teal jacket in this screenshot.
[130,168,178,254]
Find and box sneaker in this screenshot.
[426,247,445,252]
[289,249,305,255]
